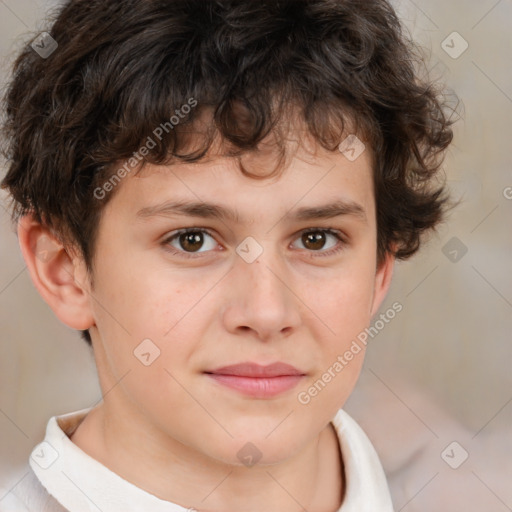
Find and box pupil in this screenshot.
[304,232,325,250]
[181,232,203,252]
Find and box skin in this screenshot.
[18,133,394,512]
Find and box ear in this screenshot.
[17,214,95,331]
[369,249,396,318]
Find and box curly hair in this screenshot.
[1,0,458,346]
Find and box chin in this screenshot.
[208,428,308,468]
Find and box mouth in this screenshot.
[204,362,306,398]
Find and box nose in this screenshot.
[221,248,302,342]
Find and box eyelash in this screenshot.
[161,227,347,259]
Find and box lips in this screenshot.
[205,362,305,398]
[207,362,304,378]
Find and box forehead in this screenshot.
[103,135,376,226]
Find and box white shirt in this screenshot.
[1,408,394,511]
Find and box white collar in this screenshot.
[29,407,393,512]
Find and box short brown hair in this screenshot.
[1,0,459,345]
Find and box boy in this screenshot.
[0,0,456,510]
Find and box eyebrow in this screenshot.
[136,199,367,224]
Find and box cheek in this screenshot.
[90,264,197,419]
[298,263,375,406]
[92,261,213,380]
[310,267,376,341]
[94,256,187,335]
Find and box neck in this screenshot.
[70,401,344,512]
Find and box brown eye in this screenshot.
[179,231,204,252]
[164,229,218,256]
[292,228,346,256]
[302,231,327,250]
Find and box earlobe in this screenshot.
[17,214,95,331]
[370,250,395,318]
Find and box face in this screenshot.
[84,135,392,466]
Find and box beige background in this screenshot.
[1,0,511,510]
